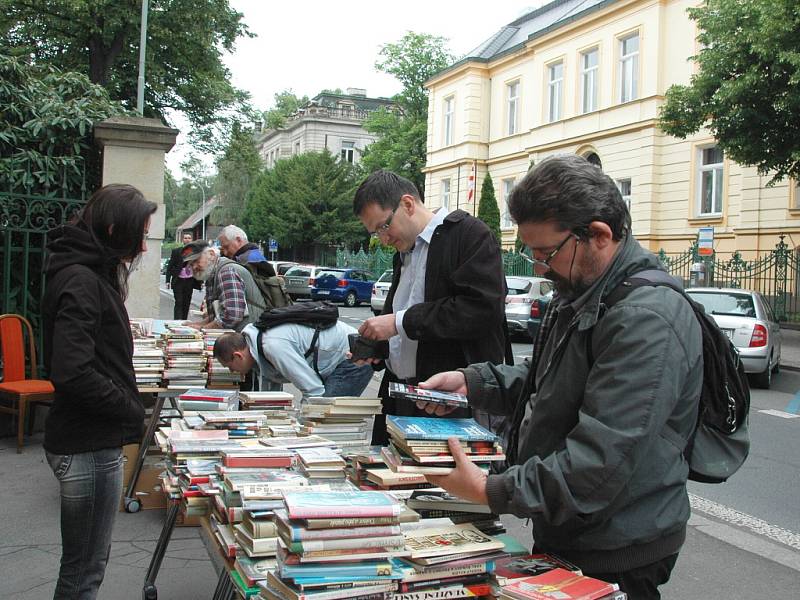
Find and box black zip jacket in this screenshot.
[42,224,144,454]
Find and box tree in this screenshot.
[361,32,454,194]
[244,151,367,259]
[0,54,125,195]
[477,173,501,246]
[659,0,800,183]
[263,89,309,130]
[1,0,253,152]
[214,122,262,224]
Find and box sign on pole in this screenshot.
[698,227,714,256]
[268,238,278,260]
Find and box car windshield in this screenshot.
[286,267,311,277]
[316,270,345,279]
[506,279,532,295]
[687,291,756,318]
[377,270,393,283]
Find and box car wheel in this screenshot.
[752,357,772,389]
[344,291,357,307]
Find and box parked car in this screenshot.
[505,276,554,339]
[310,268,377,307]
[268,261,298,280]
[685,287,781,388]
[283,265,322,300]
[370,269,394,315]
[160,258,168,275]
[527,289,554,339]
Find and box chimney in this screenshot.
[346,87,367,97]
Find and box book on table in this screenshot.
[493,553,582,585]
[282,490,404,519]
[500,568,620,600]
[407,490,493,514]
[234,523,279,557]
[386,416,497,442]
[263,570,397,600]
[403,523,505,563]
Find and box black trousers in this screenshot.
[584,553,679,600]
[172,277,195,320]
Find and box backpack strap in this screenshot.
[257,327,324,383]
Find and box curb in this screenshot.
[779,363,800,372]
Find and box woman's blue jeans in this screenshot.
[46,447,124,600]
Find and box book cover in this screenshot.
[276,510,401,542]
[403,523,505,560]
[502,568,619,600]
[388,382,469,409]
[265,572,395,600]
[277,557,399,580]
[283,490,402,519]
[179,388,238,401]
[286,534,406,554]
[399,560,493,584]
[493,554,581,582]
[407,491,492,514]
[387,416,496,442]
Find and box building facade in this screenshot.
[255,88,396,168]
[423,0,799,256]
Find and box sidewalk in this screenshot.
[778,327,800,370]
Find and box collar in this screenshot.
[416,206,450,248]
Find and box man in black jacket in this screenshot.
[165,232,199,319]
[353,170,508,444]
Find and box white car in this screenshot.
[370,269,393,316]
[686,287,781,388]
[505,276,554,338]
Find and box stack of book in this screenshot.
[295,447,347,479]
[239,391,295,411]
[298,396,382,447]
[492,553,582,587]
[498,568,625,600]
[177,388,239,412]
[131,338,164,387]
[258,490,410,600]
[202,328,243,389]
[200,410,270,438]
[162,326,207,389]
[407,490,502,530]
[382,416,506,476]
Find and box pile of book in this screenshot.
[382,415,506,475]
[199,410,270,438]
[176,388,239,413]
[202,328,243,389]
[347,446,432,492]
[497,565,626,600]
[257,490,411,600]
[131,338,164,386]
[239,391,296,436]
[406,490,504,535]
[298,396,382,448]
[295,446,346,479]
[162,326,207,389]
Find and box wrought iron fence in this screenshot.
[334,246,395,276]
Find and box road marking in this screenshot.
[786,391,800,414]
[759,409,800,419]
[689,493,800,552]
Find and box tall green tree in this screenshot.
[0,54,125,194]
[361,32,453,194]
[263,89,309,130]
[0,0,253,152]
[214,122,262,224]
[244,151,366,258]
[659,0,800,183]
[477,173,501,246]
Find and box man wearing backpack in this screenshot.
[417,155,703,600]
[182,241,266,332]
[212,322,373,400]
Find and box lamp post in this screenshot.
[197,183,207,241]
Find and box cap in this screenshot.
[181,240,210,263]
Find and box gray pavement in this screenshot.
[0,287,797,598]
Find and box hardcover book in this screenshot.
[493,553,582,584]
[387,416,497,442]
[403,523,505,560]
[282,490,403,519]
[501,568,619,600]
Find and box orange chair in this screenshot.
[0,314,55,452]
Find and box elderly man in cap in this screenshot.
[217,224,276,274]
[181,240,266,332]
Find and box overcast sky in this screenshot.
[166,0,545,177]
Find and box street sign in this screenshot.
[268,238,278,253]
[698,226,714,256]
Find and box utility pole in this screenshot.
[136,0,150,115]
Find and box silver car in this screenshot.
[284,265,322,300]
[686,287,781,388]
[505,276,554,339]
[370,269,393,315]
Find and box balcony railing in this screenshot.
[287,106,373,122]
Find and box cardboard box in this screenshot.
[120,443,167,511]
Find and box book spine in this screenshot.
[304,516,398,529]
[393,585,477,600]
[291,534,405,553]
[399,574,489,592]
[288,506,400,519]
[289,524,401,541]
[401,561,492,583]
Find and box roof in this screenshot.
[177,196,219,230]
[436,0,612,78]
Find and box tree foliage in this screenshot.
[244,151,367,256]
[214,122,262,224]
[163,165,216,239]
[477,173,501,246]
[361,32,453,195]
[659,0,800,183]
[263,89,309,130]
[0,54,126,195]
[0,0,253,152]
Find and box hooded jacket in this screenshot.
[42,224,144,454]
[462,235,703,573]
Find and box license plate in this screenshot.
[379,289,387,297]
[722,329,734,340]
[316,290,329,295]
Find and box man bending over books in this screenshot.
[416,156,703,600]
[213,322,373,400]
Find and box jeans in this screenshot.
[584,553,679,600]
[323,359,374,397]
[46,448,124,600]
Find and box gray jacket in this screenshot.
[462,235,703,572]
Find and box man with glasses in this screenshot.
[417,155,703,599]
[352,169,509,444]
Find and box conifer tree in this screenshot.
[477,173,502,246]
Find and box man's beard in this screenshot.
[192,269,209,282]
[544,247,599,300]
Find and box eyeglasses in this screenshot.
[369,209,395,239]
[521,233,578,270]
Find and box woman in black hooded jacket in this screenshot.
[42,183,157,600]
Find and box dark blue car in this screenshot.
[310,268,376,307]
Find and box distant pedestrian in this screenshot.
[165,232,201,320]
[42,183,157,599]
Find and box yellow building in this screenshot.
[423,0,800,257]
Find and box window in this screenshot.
[295,142,301,155]
[441,179,451,211]
[341,141,355,163]
[698,146,724,216]
[548,61,563,122]
[581,48,599,113]
[507,81,519,135]
[616,178,631,210]
[502,178,515,228]
[443,96,454,146]
[619,32,639,103]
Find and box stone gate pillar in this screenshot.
[94,117,179,318]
